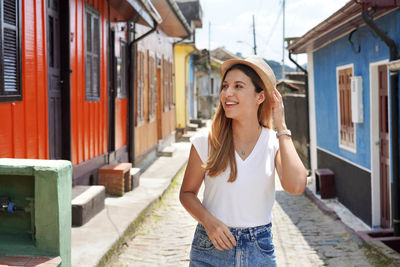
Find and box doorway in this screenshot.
[378,64,390,228]
[47,0,70,160]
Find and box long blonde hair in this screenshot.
[204,64,273,182]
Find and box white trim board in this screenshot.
[316,146,371,173]
[369,59,391,227]
[307,52,318,195]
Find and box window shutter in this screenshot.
[84,3,100,101]
[0,0,21,102]
[338,67,354,149]
[92,16,100,98]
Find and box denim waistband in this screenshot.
[197,222,272,241]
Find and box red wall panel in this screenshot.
[70,0,108,165]
[0,0,48,159]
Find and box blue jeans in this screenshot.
[189,223,277,267]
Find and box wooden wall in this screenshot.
[134,24,175,158]
[162,109,175,139]
[70,0,108,165]
[0,0,48,159]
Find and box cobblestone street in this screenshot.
[110,167,388,267]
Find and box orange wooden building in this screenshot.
[0,0,192,185]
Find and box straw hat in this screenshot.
[220,55,277,92]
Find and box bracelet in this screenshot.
[276,129,292,138]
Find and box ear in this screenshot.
[256,90,265,105]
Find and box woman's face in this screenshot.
[220,68,264,120]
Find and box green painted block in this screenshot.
[0,159,72,267]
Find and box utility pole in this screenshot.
[208,21,212,115]
[282,0,285,79]
[252,15,257,55]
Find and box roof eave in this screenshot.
[288,2,397,54]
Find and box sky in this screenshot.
[195,0,350,67]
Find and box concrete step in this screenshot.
[130,168,141,189]
[157,145,176,157]
[187,123,199,131]
[72,185,105,226]
[180,131,197,142]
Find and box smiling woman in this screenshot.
[179,55,307,267]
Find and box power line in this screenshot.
[259,7,282,54]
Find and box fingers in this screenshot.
[225,228,237,247]
[207,227,237,251]
[212,238,224,251]
[272,88,281,102]
[218,229,236,250]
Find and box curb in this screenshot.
[303,187,400,265]
[95,161,188,267]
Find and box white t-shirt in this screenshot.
[190,127,279,228]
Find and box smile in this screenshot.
[225,101,238,107]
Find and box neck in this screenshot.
[232,117,261,141]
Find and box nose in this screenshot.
[222,85,234,96]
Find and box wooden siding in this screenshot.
[70,0,108,165]
[162,109,175,139]
[134,24,175,158]
[0,0,48,159]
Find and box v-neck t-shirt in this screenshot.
[190,127,279,228]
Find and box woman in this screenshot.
[180,55,307,266]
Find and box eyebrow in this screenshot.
[222,80,246,85]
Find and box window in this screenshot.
[85,3,100,101]
[136,50,144,124]
[210,78,214,95]
[163,59,173,111]
[116,41,127,99]
[148,52,156,121]
[0,0,21,102]
[338,66,355,150]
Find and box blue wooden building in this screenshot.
[288,1,400,229]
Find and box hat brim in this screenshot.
[220,59,275,93]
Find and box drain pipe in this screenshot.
[288,51,311,171]
[128,20,158,165]
[362,10,400,235]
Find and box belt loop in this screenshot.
[249,227,255,241]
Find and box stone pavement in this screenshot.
[71,142,191,267]
[272,179,389,266]
[110,170,390,266]
[109,167,201,267]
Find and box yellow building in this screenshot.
[174,44,197,135]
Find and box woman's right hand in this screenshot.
[179,145,236,251]
[203,215,237,251]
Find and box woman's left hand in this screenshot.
[271,88,286,132]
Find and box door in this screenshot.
[108,30,116,152]
[379,65,390,228]
[47,0,62,159]
[109,28,129,158]
[115,40,128,150]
